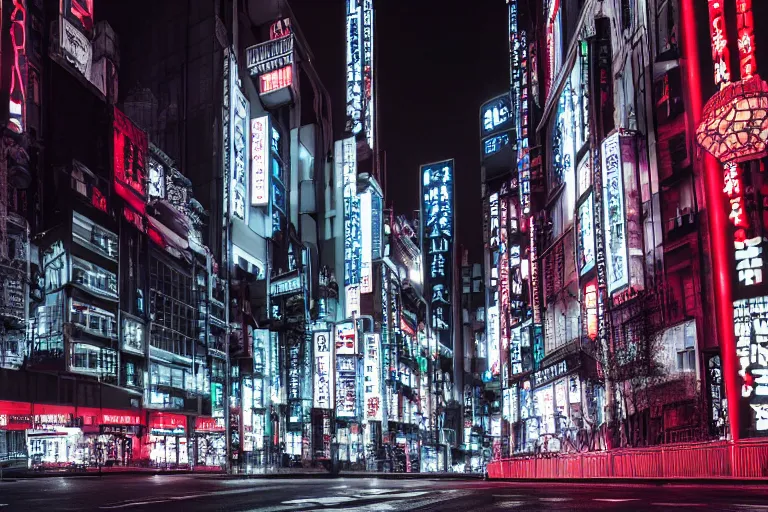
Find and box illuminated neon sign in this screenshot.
[708,0,731,88]
[313,331,333,409]
[251,116,269,206]
[259,66,292,95]
[7,0,27,134]
[362,0,374,148]
[113,107,148,199]
[342,137,361,317]
[345,0,363,134]
[421,159,455,350]
[601,132,628,295]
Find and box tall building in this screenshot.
[484,0,751,456]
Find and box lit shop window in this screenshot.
[71,256,118,298]
[72,212,118,260]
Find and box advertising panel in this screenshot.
[221,48,250,221]
[345,0,363,134]
[336,355,357,418]
[113,107,148,199]
[335,321,357,355]
[360,190,373,293]
[480,93,513,138]
[577,192,596,276]
[342,137,361,317]
[362,0,374,148]
[251,116,269,206]
[487,305,500,376]
[734,296,768,432]
[601,132,628,295]
[364,333,382,421]
[259,66,293,95]
[246,34,294,76]
[421,159,455,351]
[313,331,333,409]
[499,195,510,381]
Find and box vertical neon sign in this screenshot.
[8,0,27,134]
[736,0,755,80]
[421,159,455,351]
[708,0,731,88]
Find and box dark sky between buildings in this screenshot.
[291,0,510,263]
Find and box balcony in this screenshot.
[664,211,698,243]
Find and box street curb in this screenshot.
[2,470,223,479]
[209,472,484,480]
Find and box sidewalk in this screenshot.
[1,466,482,480]
[1,465,225,479]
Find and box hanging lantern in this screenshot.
[696,76,768,163]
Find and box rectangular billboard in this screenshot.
[343,137,361,317]
[364,333,382,421]
[421,159,455,351]
[251,116,269,206]
[313,331,333,409]
[601,132,628,295]
[345,0,363,134]
[361,190,373,293]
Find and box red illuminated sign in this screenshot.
[736,0,755,80]
[195,416,225,433]
[585,283,598,340]
[113,107,148,199]
[8,0,27,134]
[102,413,141,426]
[259,65,292,95]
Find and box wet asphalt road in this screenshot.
[1,474,768,511]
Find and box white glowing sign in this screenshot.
[734,295,768,431]
[362,0,374,149]
[342,137,361,317]
[577,193,596,276]
[345,0,363,134]
[364,333,382,421]
[223,48,250,221]
[421,159,455,350]
[313,331,333,409]
[601,132,628,295]
[487,305,500,376]
[251,116,269,206]
[360,190,373,293]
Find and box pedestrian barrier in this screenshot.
[486,439,768,480]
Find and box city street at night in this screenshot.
[2,475,768,511]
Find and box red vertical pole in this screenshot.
[680,0,741,441]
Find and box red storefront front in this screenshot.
[0,401,146,468]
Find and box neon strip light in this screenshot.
[8,0,27,134]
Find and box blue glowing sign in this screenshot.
[421,159,455,351]
[480,94,513,138]
[483,132,512,157]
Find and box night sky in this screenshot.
[291,0,510,262]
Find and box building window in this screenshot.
[72,212,118,260]
[71,301,117,339]
[72,256,118,298]
[125,361,136,387]
[677,347,696,372]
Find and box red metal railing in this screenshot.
[486,439,768,479]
